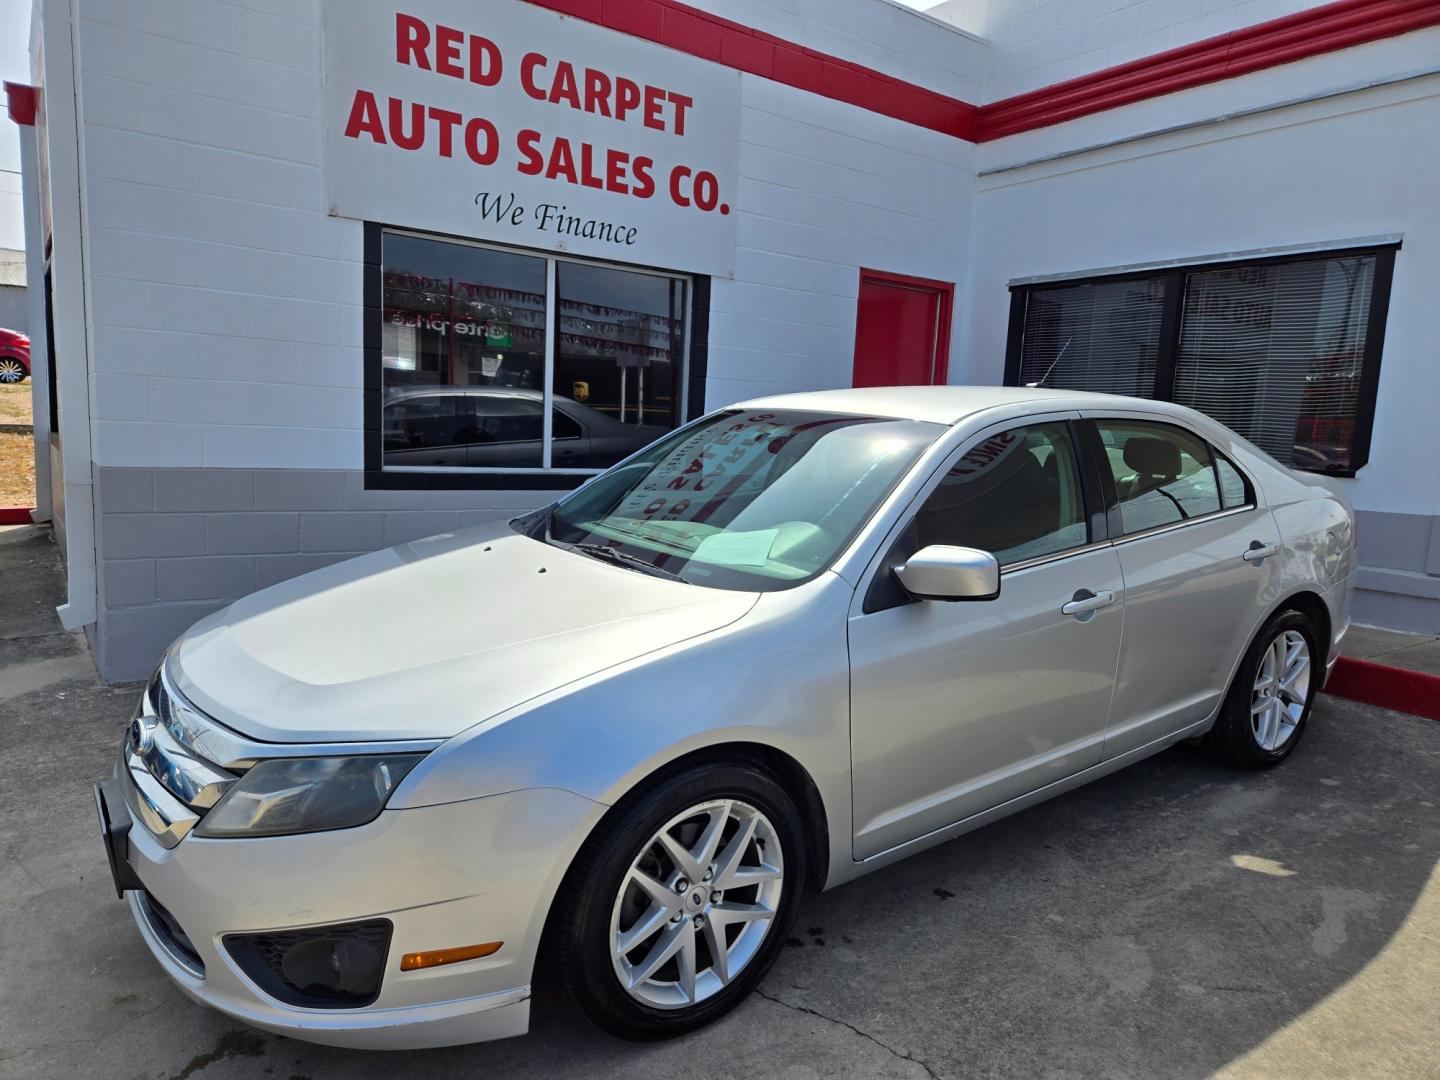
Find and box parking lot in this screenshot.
[2,521,1437,1080]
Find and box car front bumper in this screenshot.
[106,768,604,1049]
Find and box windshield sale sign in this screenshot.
[323,1,742,275]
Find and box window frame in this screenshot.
[363,222,709,491]
[1003,242,1400,477]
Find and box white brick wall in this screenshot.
[694,0,990,102]
[929,0,1326,102]
[72,0,976,483]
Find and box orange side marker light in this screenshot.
[399,941,503,971]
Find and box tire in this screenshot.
[1204,609,1319,769]
[552,760,807,1040]
[0,358,25,384]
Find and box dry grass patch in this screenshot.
[0,382,34,426]
[0,432,36,507]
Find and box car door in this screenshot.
[848,416,1125,859]
[1085,414,1282,758]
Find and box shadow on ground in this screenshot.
[1,524,1436,1079]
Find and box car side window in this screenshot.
[382,396,478,450]
[1096,420,1222,535]
[1215,453,1251,509]
[552,409,583,440]
[476,397,545,443]
[914,422,1088,566]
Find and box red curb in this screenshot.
[0,507,35,525]
[1324,655,1440,721]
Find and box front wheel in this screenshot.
[552,761,807,1040]
[1204,609,1318,768]
[0,358,25,384]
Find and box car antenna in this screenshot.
[1026,336,1073,388]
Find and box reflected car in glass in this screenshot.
[382,386,669,470]
[93,386,1355,1049]
[0,327,30,384]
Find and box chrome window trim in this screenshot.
[1000,539,1118,575]
[1107,503,1258,547]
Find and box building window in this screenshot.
[1005,245,1398,476]
[367,227,694,487]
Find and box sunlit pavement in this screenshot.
[2,522,1436,1080]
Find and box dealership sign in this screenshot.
[322,1,741,275]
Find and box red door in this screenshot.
[852,270,954,388]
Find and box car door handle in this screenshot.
[1242,543,1279,563]
[1061,590,1115,617]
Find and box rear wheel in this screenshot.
[0,358,25,384]
[1205,609,1318,768]
[553,761,806,1040]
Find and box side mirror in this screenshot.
[894,545,1000,602]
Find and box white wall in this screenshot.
[0,170,23,251]
[72,0,976,475]
[931,0,1324,102]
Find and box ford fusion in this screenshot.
[95,386,1354,1048]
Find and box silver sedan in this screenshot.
[95,386,1354,1048]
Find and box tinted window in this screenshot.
[553,409,583,440]
[1097,420,1222,535]
[914,422,1088,566]
[1216,454,1251,509]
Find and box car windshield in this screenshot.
[543,409,942,591]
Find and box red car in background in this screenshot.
[0,329,30,383]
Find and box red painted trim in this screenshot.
[975,0,1440,141]
[855,268,955,386]
[524,0,1440,145]
[4,82,37,127]
[0,507,35,525]
[523,0,978,139]
[1324,655,1440,721]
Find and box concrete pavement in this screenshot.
[1,522,1437,1079]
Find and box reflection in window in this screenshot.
[379,230,688,473]
[915,422,1088,565]
[1096,420,1222,535]
[554,262,686,469]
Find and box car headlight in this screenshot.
[194,755,425,839]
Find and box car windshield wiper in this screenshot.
[565,541,687,582]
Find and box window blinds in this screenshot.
[1172,255,1376,472]
[1015,275,1166,397]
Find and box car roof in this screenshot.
[733,385,1186,426]
[386,386,544,401]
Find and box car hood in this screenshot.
[168,524,759,743]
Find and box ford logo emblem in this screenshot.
[129,716,155,754]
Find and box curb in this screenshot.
[0,507,35,525]
[1325,656,1440,721]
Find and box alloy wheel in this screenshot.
[1251,628,1310,751]
[0,359,24,383]
[609,798,784,1010]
